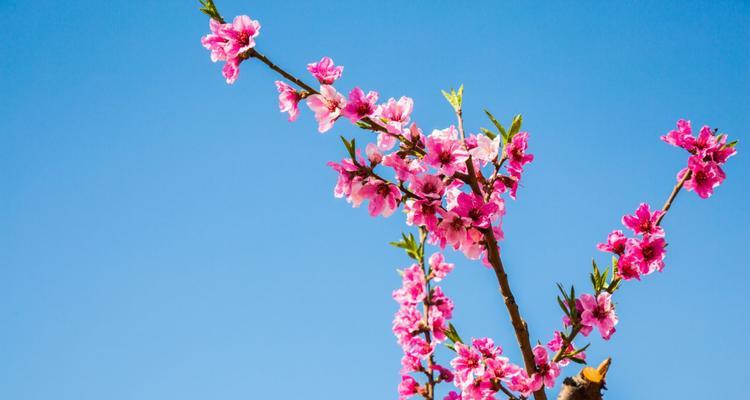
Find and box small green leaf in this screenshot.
[557,296,571,317]
[484,110,508,142]
[509,114,523,138]
[480,127,497,140]
[445,323,464,344]
[726,139,738,148]
[567,356,586,364]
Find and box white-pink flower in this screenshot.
[428,252,454,281]
[274,81,300,121]
[306,85,346,133]
[376,97,414,134]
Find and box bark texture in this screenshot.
[557,358,611,400]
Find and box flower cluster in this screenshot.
[662,119,736,199]
[446,339,560,399]
[201,16,261,84]
[392,253,456,399]
[598,203,667,281]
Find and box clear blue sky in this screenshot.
[1,1,748,399]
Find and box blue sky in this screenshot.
[1,0,748,399]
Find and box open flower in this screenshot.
[596,229,628,255]
[306,85,346,132]
[622,203,665,237]
[505,131,534,173]
[376,97,413,134]
[452,192,499,229]
[307,56,343,84]
[428,252,454,281]
[342,87,379,122]
[531,345,560,389]
[424,134,469,176]
[681,156,726,199]
[358,178,402,217]
[274,81,300,121]
[579,292,618,340]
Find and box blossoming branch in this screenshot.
[196,1,738,399]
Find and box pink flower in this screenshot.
[409,174,445,200]
[393,305,423,344]
[428,252,454,281]
[327,157,365,203]
[436,211,471,249]
[222,15,261,57]
[615,252,642,281]
[358,179,402,217]
[681,156,726,199]
[505,132,534,173]
[546,331,564,353]
[429,287,454,341]
[376,97,414,134]
[201,19,230,62]
[472,337,501,358]
[579,293,618,340]
[444,392,461,400]
[393,264,426,306]
[621,203,665,237]
[307,56,343,84]
[382,153,425,181]
[306,85,346,133]
[508,371,539,398]
[398,375,420,400]
[531,345,560,389]
[425,134,469,176]
[274,81,301,121]
[630,236,667,274]
[365,143,383,165]
[547,331,582,367]
[484,356,521,381]
[661,119,694,150]
[597,230,628,255]
[452,192,499,229]
[405,199,440,231]
[342,87,378,122]
[201,16,261,84]
[469,134,500,165]
[222,58,241,84]
[450,343,485,389]
[377,132,398,151]
[401,354,422,375]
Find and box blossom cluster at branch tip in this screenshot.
[662,119,736,199]
[201,16,261,84]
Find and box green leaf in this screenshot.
[568,343,590,356]
[483,110,508,143]
[441,85,464,112]
[508,114,523,138]
[726,139,738,148]
[557,283,570,302]
[557,296,571,317]
[480,127,497,140]
[567,356,587,364]
[445,323,464,344]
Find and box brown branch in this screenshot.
[454,109,546,400]
[656,169,691,226]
